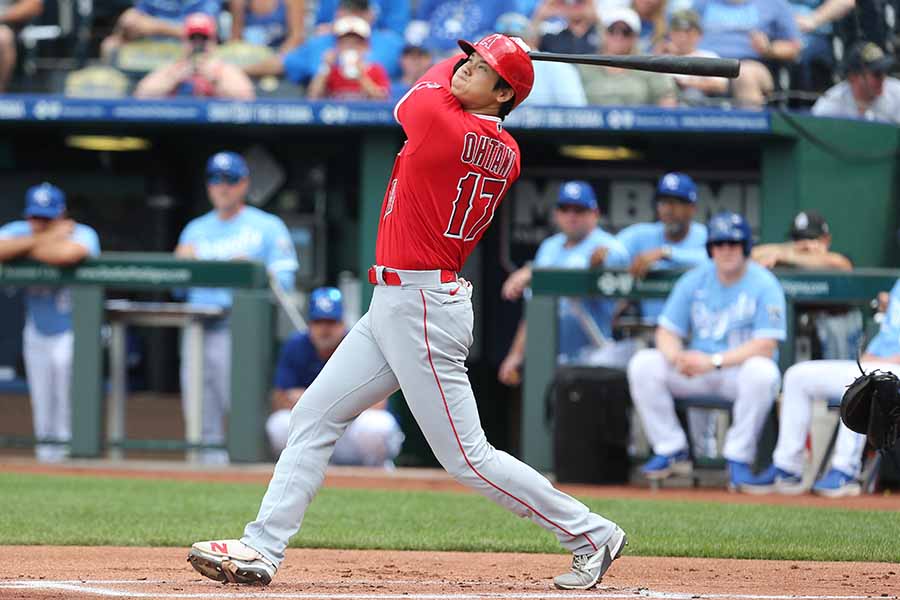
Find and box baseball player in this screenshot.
[175,151,299,465]
[266,287,405,468]
[498,180,631,386]
[188,34,626,591]
[626,212,786,488]
[0,183,100,462]
[616,172,713,457]
[739,279,900,498]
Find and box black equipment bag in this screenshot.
[550,366,631,484]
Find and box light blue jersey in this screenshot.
[659,261,786,355]
[617,221,709,322]
[178,206,298,308]
[534,228,629,360]
[865,280,900,357]
[0,220,101,336]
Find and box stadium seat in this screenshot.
[64,64,130,97]
[114,39,182,75]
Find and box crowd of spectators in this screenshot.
[3,0,900,118]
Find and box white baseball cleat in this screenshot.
[187,539,276,585]
[553,526,627,590]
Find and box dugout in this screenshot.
[0,98,898,465]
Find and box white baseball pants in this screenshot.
[180,325,231,465]
[242,273,618,566]
[23,324,73,462]
[773,360,876,477]
[627,348,781,464]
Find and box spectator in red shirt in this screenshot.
[307,15,390,100]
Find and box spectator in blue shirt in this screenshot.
[101,0,222,62]
[410,0,518,54]
[266,287,404,467]
[693,0,801,107]
[313,0,409,37]
[230,0,306,52]
[787,0,854,90]
[244,0,404,84]
[390,43,433,101]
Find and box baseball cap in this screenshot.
[184,12,216,39]
[844,42,894,74]
[558,180,598,210]
[24,182,66,219]
[206,151,249,182]
[309,287,344,321]
[601,7,641,35]
[656,172,697,203]
[669,9,701,32]
[334,15,371,39]
[789,210,829,240]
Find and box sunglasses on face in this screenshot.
[208,172,243,185]
[607,25,635,37]
[557,205,591,214]
[708,240,743,249]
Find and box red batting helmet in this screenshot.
[458,34,534,109]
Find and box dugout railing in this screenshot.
[521,267,900,472]
[0,253,275,462]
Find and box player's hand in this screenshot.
[175,244,197,259]
[498,353,523,386]
[675,350,715,377]
[749,31,772,57]
[589,246,609,268]
[795,14,816,33]
[501,266,531,301]
[40,218,75,241]
[629,248,664,279]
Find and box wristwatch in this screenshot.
[661,245,672,260]
[711,353,724,370]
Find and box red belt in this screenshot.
[367,266,457,286]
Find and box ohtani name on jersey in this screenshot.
[460,132,516,178]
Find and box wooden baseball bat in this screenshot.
[528,52,741,78]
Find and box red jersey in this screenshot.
[326,62,390,100]
[375,56,521,272]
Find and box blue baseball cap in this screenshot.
[557,180,598,210]
[656,172,697,203]
[24,182,66,218]
[206,151,249,182]
[309,287,344,322]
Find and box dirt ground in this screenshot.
[1,546,897,599]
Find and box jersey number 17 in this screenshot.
[444,172,507,242]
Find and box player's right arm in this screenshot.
[655,326,684,364]
[0,223,39,261]
[655,269,696,362]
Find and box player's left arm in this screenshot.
[266,218,299,290]
[29,224,100,266]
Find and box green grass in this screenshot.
[2,473,898,562]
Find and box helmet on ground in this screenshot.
[706,211,752,257]
[457,33,534,109]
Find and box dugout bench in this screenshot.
[521,267,900,473]
[0,253,276,462]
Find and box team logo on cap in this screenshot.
[214,154,231,169]
[563,182,582,198]
[316,296,334,313]
[34,188,51,206]
[794,212,809,230]
[662,173,680,190]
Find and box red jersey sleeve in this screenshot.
[393,54,465,153]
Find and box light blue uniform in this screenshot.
[178,206,298,308]
[0,220,100,462]
[617,221,709,322]
[534,228,630,362]
[628,261,786,464]
[177,205,298,464]
[659,261,787,355]
[0,221,101,334]
[774,279,900,480]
